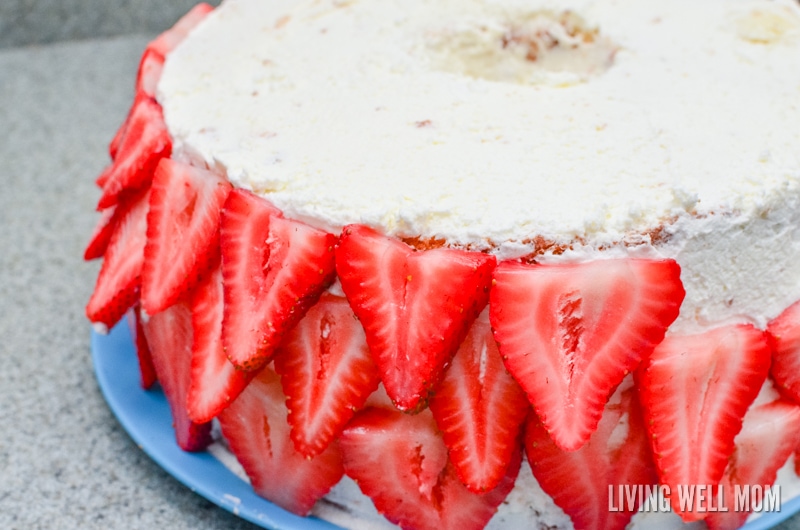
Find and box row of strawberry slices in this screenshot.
[109,230,800,530]
[85,4,800,529]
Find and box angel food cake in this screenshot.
[85,0,800,528]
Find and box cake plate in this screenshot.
[92,319,800,530]
[91,319,342,530]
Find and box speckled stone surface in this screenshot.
[0,18,799,530]
[0,0,221,49]
[0,35,254,530]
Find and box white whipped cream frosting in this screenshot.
[159,0,800,331]
[159,0,800,527]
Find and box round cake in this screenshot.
[85,0,800,529]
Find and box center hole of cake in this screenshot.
[429,11,617,86]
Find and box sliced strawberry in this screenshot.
[135,47,165,99]
[273,292,381,458]
[336,224,496,412]
[794,444,800,475]
[767,300,800,404]
[525,376,658,530]
[105,3,212,164]
[220,189,337,372]
[83,204,117,260]
[637,324,771,522]
[97,96,171,209]
[143,301,212,451]
[706,398,800,530]
[148,3,214,57]
[126,304,157,389]
[428,309,529,493]
[187,259,254,423]
[107,114,129,164]
[108,51,165,165]
[340,406,520,530]
[142,158,232,315]
[86,188,150,329]
[217,366,344,515]
[363,382,397,411]
[796,445,800,476]
[489,258,684,451]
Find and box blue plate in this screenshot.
[91,319,343,530]
[92,319,800,530]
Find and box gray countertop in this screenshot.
[0,35,255,530]
[0,31,798,530]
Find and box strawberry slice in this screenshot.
[141,158,232,315]
[106,95,142,165]
[107,115,128,164]
[135,47,165,100]
[187,259,254,423]
[428,309,529,493]
[86,188,150,329]
[637,324,771,522]
[142,301,212,452]
[273,292,381,458]
[796,445,800,476]
[525,376,658,530]
[767,300,800,404]
[706,398,800,530]
[336,224,496,412]
[340,406,520,530]
[220,189,337,372]
[489,258,684,451]
[217,366,344,515]
[147,3,214,57]
[105,3,212,163]
[126,304,157,389]
[83,204,118,260]
[97,96,171,209]
[109,52,164,164]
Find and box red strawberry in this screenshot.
[217,366,344,515]
[797,446,800,477]
[105,3,212,164]
[489,258,684,451]
[126,304,157,389]
[363,382,397,411]
[86,188,150,329]
[135,47,165,99]
[187,260,254,423]
[796,444,800,477]
[767,300,800,403]
[525,376,658,530]
[83,204,118,260]
[107,52,164,166]
[148,3,214,57]
[637,324,771,522]
[340,406,520,530]
[335,224,496,412]
[273,292,381,458]
[706,397,800,530]
[141,158,232,315]
[428,309,529,493]
[107,115,128,164]
[142,301,212,452]
[97,96,171,209]
[220,189,337,372]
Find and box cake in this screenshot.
[85,0,800,529]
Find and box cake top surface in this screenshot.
[159,0,800,256]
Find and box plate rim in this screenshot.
[91,318,800,530]
[91,318,343,530]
